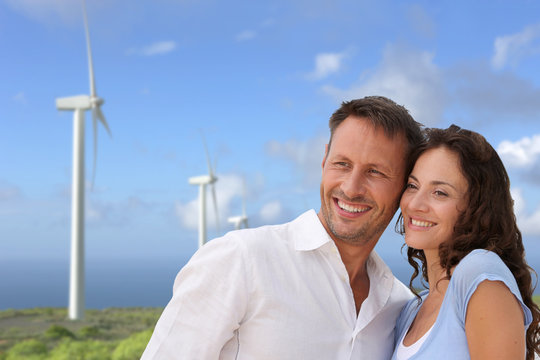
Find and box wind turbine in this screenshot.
[188,136,220,248]
[55,0,111,321]
[228,178,249,230]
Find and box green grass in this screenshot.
[0,307,163,359]
[1,300,539,358]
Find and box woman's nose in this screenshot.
[404,191,429,213]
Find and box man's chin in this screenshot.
[329,225,368,244]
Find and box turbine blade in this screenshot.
[211,183,220,232]
[199,132,213,177]
[82,0,96,97]
[96,106,112,136]
[91,108,98,190]
[241,178,247,217]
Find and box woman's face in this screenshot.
[400,147,469,254]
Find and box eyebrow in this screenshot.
[409,174,459,191]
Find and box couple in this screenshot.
[142,97,540,359]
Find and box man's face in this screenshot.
[319,116,408,247]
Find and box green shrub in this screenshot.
[78,326,101,339]
[44,325,75,340]
[111,329,153,360]
[5,339,48,360]
[48,339,115,360]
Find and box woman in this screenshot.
[391,125,540,359]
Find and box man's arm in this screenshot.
[141,235,249,359]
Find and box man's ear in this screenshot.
[322,144,329,169]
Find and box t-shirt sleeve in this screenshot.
[450,250,532,328]
[141,234,249,359]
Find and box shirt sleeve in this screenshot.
[141,234,249,359]
[451,250,532,328]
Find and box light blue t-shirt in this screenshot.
[391,249,533,360]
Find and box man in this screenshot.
[142,96,424,359]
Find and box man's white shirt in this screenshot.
[141,210,413,359]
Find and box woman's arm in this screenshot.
[465,280,525,359]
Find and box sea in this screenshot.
[1,248,538,310]
[0,257,187,310]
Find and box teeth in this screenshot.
[338,200,369,213]
[411,219,435,227]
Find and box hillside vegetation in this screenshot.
[0,307,163,359]
[1,298,539,358]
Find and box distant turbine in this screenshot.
[188,136,220,248]
[55,0,111,321]
[228,178,248,230]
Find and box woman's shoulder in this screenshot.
[449,249,528,322]
[452,249,510,280]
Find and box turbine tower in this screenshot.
[188,136,220,248]
[228,179,248,230]
[55,0,111,320]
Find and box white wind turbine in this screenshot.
[228,178,249,230]
[188,136,220,248]
[55,1,111,321]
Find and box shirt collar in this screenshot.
[290,210,397,326]
[289,209,394,284]
[290,210,334,251]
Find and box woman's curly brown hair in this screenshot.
[396,124,540,359]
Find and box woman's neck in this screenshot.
[424,250,450,296]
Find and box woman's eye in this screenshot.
[405,183,417,190]
[434,190,448,197]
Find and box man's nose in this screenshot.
[341,169,367,199]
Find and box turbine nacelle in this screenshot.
[188,174,217,186]
[227,215,248,230]
[56,95,104,111]
[56,95,93,110]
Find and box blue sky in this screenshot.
[1,0,540,287]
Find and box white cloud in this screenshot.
[511,188,540,236]
[127,41,177,56]
[4,0,108,26]
[236,30,257,42]
[12,92,27,104]
[266,135,326,187]
[0,181,22,201]
[307,52,347,80]
[175,173,245,230]
[448,63,540,120]
[407,4,435,38]
[144,41,177,56]
[86,196,156,226]
[498,134,540,168]
[492,23,540,70]
[322,44,446,126]
[259,201,282,223]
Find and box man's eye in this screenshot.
[368,169,384,176]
